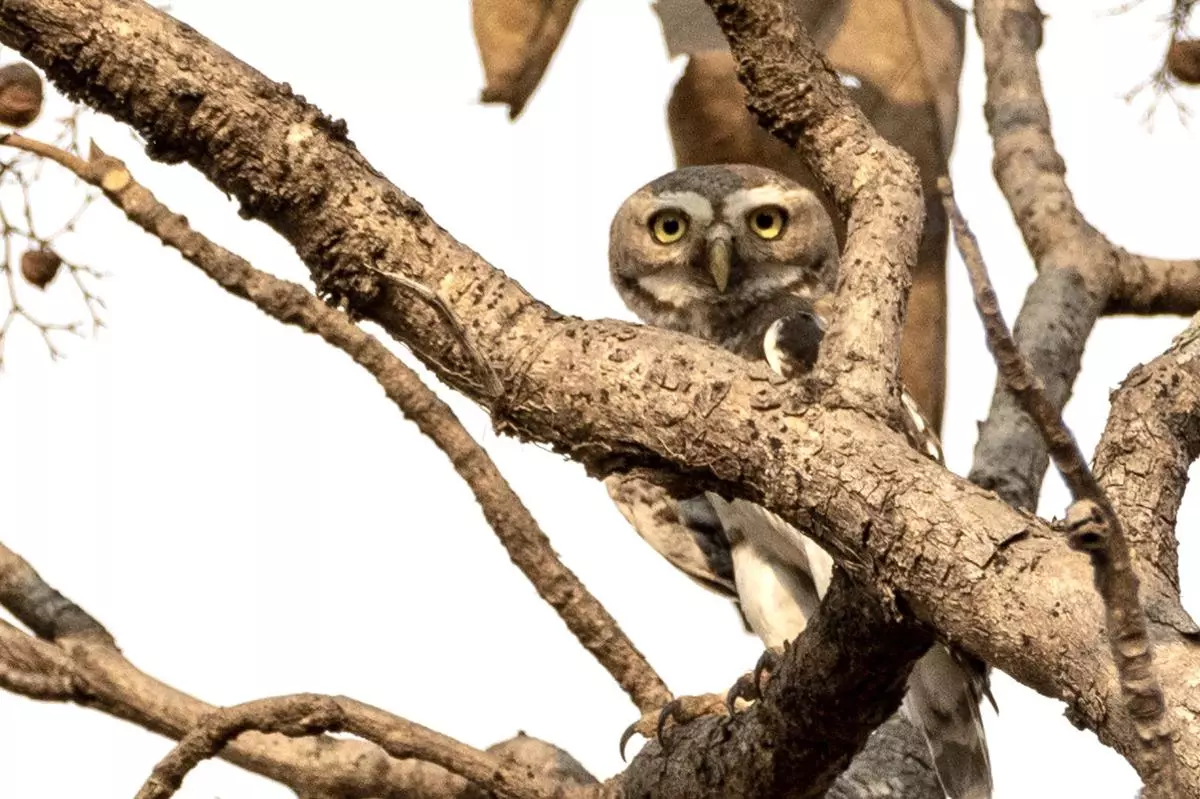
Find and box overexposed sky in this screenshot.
[1,2,1197,796]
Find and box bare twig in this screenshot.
[134,694,582,799]
[0,131,672,716]
[0,93,101,368]
[704,0,925,420]
[940,177,1178,798]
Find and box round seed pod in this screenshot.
[0,62,44,129]
[20,249,61,289]
[1167,40,1200,85]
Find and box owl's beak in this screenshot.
[706,225,734,293]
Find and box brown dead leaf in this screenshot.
[658,0,967,430]
[472,0,582,119]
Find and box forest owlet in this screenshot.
[605,164,992,799]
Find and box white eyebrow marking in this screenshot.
[722,186,799,224]
[648,192,714,227]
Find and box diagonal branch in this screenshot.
[0,131,671,717]
[702,0,924,421]
[941,178,1178,796]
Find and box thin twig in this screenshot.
[134,694,582,799]
[0,131,672,715]
[939,177,1178,798]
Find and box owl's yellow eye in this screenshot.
[748,206,787,239]
[649,211,688,244]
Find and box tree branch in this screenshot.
[702,0,925,420]
[134,694,588,799]
[1108,253,1200,316]
[6,0,1200,791]
[1,131,671,717]
[616,572,931,798]
[969,0,1200,519]
[0,539,533,798]
[941,178,1178,797]
[1093,317,1200,592]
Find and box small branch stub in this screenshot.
[0,62,43,128]
[1064,499,1110,553]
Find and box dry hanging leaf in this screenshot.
[0,62,44,129]
[656,0,966,429]
[20,249,62,289]
[472,0,582,119]
[1167,40,1200,85]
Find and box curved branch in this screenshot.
[0,540,603,798]
[134,694,583,799]
[1094,318,1200,592]
[703,0,925,419]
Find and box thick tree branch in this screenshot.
[134,694,587,799]
[1,130,672,718]
[942,179,1178,796]
[702,0,924,421]
[1094,317,1200,592]
[7,0,1200,791]
[617,572,931,798]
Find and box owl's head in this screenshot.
[609,164,838,333]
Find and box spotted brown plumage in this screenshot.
[607,164,991,799]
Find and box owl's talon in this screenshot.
[725,672,760,715]
[656,698,685,743]
[618,721,640,762]
[753,647,782,693]
[618,693,730,759]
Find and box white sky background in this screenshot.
[0,1,1197,796]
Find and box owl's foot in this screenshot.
[725,647,782,713]
[619,693,729,760]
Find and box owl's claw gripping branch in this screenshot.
[619,693,732,761]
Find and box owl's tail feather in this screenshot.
[903,645,993,799]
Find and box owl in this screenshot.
[606,164,992,799]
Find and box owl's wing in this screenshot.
[905,646,995,799]
[705,494,833,651]
[604,473,737,599]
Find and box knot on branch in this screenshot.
[1064,499,1109,553]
